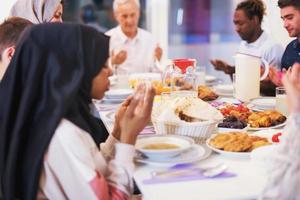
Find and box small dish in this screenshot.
[250,97,275,110]
[205,75,217,82]
[105,89,133,100]
[135,144,211,167]
[135,135,194,160]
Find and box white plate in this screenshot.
[250,97,275,110]
[135,144,211,167]
[248,121,287,131]
[215,84,234,93]
[217,126,248,133]
[251,129,283,140]
[247,104,267,112]
[135,135,194,160]
[105,89,133,100]
[101,97,126,104]
[215,91,233,97]
[206,132,273,159]
[205,75,217,82]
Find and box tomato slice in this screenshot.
[272,132,282,143]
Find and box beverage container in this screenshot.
[275,87,288,116]
[194,65,206,87]
[116,73,129,89]
[173,58,196,74]
[234,53,269,102]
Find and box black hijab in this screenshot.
[0,23,110,199]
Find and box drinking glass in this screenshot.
[116,71,129,89]
[232,73,236,98]
[195,65,206,87]
[275,87,288,116]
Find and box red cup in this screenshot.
[173,59,196,73]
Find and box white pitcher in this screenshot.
[234,53,269,102]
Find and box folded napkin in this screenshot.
[139,126,155,135]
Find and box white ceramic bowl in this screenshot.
[135,135,194,159]
[105,89,133,99]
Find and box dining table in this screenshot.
[95,76,283,200]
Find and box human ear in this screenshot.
[6,47,15,61]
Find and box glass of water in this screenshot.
[275,87,288,116]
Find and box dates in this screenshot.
[218,116,247,129]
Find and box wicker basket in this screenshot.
[151,106,218,144]
[151,96,221,144]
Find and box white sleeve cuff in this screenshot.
[115,143,135,162]
[100,135,119,160]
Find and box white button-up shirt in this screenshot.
[238,31,284,69]
[106,26,159,73]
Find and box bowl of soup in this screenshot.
[135,135,194,159]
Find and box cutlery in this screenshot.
[151,163,228,179]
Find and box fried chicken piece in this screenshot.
[210,133,237,149]
[197,86,218,101]
[248,120,260,128]
[257,116,272,127]
[268,111,287,125]
[223,138,252,152]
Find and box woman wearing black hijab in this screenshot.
[0,23,155,199]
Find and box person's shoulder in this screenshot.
[285,38,298,49]
[105,26,118,36]
[52,119,90,147]
[261,33,281,47]
[259,33,283,53]
[138,28,155,38]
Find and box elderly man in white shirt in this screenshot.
[106,0,162,74]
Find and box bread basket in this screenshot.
[151,103,219,144]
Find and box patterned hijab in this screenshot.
[10,0,62,23]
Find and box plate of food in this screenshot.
[247,110,287,131]
[206,132,272,158]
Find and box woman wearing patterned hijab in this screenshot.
[10,0,63,23]
[0,23,155,199]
